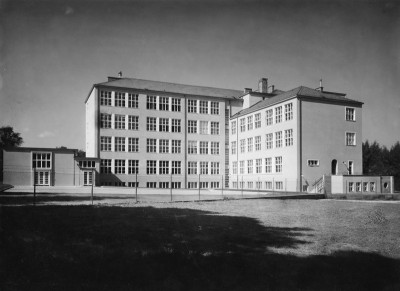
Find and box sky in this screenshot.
[0,0,399,150]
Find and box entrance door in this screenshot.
[331,159,338,175]
[84,171,93,186]
[34,171,50,186]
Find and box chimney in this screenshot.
[258,78,268,93]
[244,88,253,94]
[118,71,123,78]
[318,79,324,92]
[269,85,275,93]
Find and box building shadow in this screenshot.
[0,206,399,290]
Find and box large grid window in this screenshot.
[159,139,169,153]
[211,142,219,155]
[147,182,157,188]
[256,159,262,173]
[100,90,112,106]
[275,156,282,173]
[247,116,253,131]
[211,162,219,175]
[275,106,282,123]
[115,115,125,130]
[240,139,246,153]
[199,100,208,114]
[128,115,139,130]
[188,161,197,175]
[147,160,157,174]
[247,137,253,152]
[115,92,125,107]
[172,119,181,133]
[255,113,261,128]
[159,182,169,189]
[159,118,169,132]
[188,120,197,134]
[285,129,293,146]
[100,113,112,129]
[172,161,181,175]
[172,140,181,154]
[147,95,157,110]
[200,162,208,175]
[275,131,282,148]
[231,141,237,155]
[188,99,197,113]
[172,182,181,189]
[159,96,169,111]
[115,137,125,152]
[285,103,293,121]
[210,182,220,189]
[128,137,139,152]
[100,159,111,173]
[128,160,139,174]
[211,122,219,135]
[265,158,272,173]
[239,161,245,174]
[346,132,356,146]
[240,118,246,132]
[188,141,197,154]
[32,153,51,169]
[128,93,138,108]
[200,121,208,134]
[265,109,273,126]
[146,117,157,131]
[147,138,157,153]
[200,182,209,189]
[255,136,261,151]
[188,182,197,189]
[211,102,219,115]
[100,136,112,151]
[266,133,273,149]
[231,121,237,135]
[346,107,355,121]
[232,161,238,175]
[159,161,169,174]
[247,160,253,174]
[114,159,125,174]
[200,141,208,154]
[172,98,181,112]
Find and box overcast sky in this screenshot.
[0,0,399,150]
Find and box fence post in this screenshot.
[285,178,287,195]
[135,172,138,203]
[221,175,224,197]
[33,167,36,206]
[91,169,94,205]
[170,173,173,202]
[272,178,275,195]
[198,174,201,201]
[258,177,260,196]
[241,175,243,197]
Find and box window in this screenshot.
[308,160,319,167]
[275,106,282,123]
[255,159,262,173]
[172,161,181,175]
[285,129,293,146]
[210,122,219,135]
[115,182,126,187]
[159,96,169,111]
[239,161,245,174]
[83,171,93,186]
[188,161,197,175]
[159,182,169,189]
[247,116,253,130]
[115,137,125,152]
[188,120,197,134]
[265,109,273,126]
[128,93,138,108]
[200,162,208,175]
[346,107,355,121]
[211,162,219,175]
[232,161,237,175]
[231,141,237,155]
[128,182,139,188]
[172,98,181,112]
[348,161,354,175]
[240,139,246,153]
[115,114,125,130]
[240,118,246,132]
[239,181,245,189]
[128,160,139,174]
[211,142,219,155]
[114,159,125,174]
[147,95,157,110]
[247,137,253,152]
[346,132,356,146]
[275,131,282,148]
[188,141,197,154]
[78,160,96,168]
[247,160,253,174]
[370,182,376,192]
[275,156,282,173]
[146,117,157,131]
[100,113,112,129]
[100,136,112,151]
[247,181,253,189]
[128,115,139,130]
[147,138,157,153]
[115,92,125,107]
[128,137,139,152]
[211,102,219,115]
[285,103,293,121]
[172,119,181,133]
[159,118,169,132]
[265,133,273,149]
[231,121,237,135]
[256,181,262,189]
[147,160,157,174]
[363,182,369,192]
[188,99,197,113]
[210,182,220,188]
[32,153,51,169]
[200,121,208,134]
[200,182,209,189]
[349,182,354,192]
[356,182,361,192]
[159,139,169,154]
[171,182,181,189]
[172,140,181,154]
[159,161,169,174]
[200,141,208,154]
[232,182,238,189]
[147,182,157,188]
[199,100,208,114]
[255,113,261,128]
[265,181,272,190]
[188,182,197,189]
[275,181,283,190]
[255,136,261,151]
[100,159,111,173]
[265,158,272,173]
[100,90,112,106]
[34,171,50,185]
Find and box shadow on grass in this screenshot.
[0,206,399,290]
[0,195,132,205]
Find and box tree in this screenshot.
[0,126,23,148]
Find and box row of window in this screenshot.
[232,157,283,175]
[101,181,221,189]
[348,181,375,192]
[187,141,220,155]
[232,181,284,190]
[188,120,220,135]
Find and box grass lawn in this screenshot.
[1,199,400,290]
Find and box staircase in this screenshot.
[308,176,325,194]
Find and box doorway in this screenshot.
[331,159,338,175]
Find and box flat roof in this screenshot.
[2,147,78,154]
